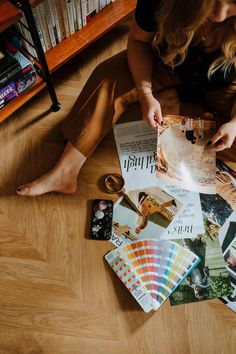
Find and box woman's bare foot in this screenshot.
[16,143,87,196]
[16,167,78,196]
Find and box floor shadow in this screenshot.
[0,122,66,197]
[103,257,156,332]
[15,107,53,132]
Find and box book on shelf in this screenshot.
[35,2,52,51]
[0,49,36,109]
[74,0,83,31]
[55,0,66,41]
[0,81,18,109]
[47,0,60,43]
[16,12,37,58]
[12,51,36,94]
[71,0,79,32]
[43,0,57,47]
[0,51,22,86]
[81,0,99,27]
[80,0,87,27]
[66,0,76,35]
[59,0,70,38]
[99,0,107,10]
[31,7,46,52]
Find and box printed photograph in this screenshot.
[221,221,236,281]
[112,186,182,243]
[156,115,216,194]
[169,228,232,305]
[199,193,233,227]
[219,217,236,312]
[220,285,236,313]
[216,159,236,212]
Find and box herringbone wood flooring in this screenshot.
[0,21,235,354]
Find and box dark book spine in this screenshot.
[0,65,22,86]
[0,82,18,109]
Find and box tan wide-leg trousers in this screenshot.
[61,50,236,158]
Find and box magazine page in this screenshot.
[169,191,233,305]
[158,182,204,240]
[218,212,236,312]
[110,186,182,248]
[113,120,157,190]
[156,115,216,194]
[113,120,204,238]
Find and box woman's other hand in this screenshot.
[208,120,236,151]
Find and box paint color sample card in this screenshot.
[105,239,200,312]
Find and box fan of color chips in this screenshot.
[105,239,200,312]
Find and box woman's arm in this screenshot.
[127,19,163,128]
[209,97,236,151]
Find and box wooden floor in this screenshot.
[0,20,235,354]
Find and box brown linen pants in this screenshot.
[61,50,236,158]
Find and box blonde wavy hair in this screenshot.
[153,0,236,78]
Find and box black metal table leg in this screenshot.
[19,0,61,111]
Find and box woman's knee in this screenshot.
[205,82,236,122]
[92,50,128,81]
[157,87,181,115]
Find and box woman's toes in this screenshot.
[16,185,33,196]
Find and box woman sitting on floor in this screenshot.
[17,0,236,196]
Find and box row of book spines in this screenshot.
[16,0,116,57]
[0,52,37,109]
[0,68,37,110]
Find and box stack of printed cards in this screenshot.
[105,239,200,312]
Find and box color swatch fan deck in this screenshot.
[105,239,200,312]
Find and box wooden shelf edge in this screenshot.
[45,0,135,72]
[0,77,45,123]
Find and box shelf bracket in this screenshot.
[17,0,61,111]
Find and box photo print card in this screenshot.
[220,286,236,313]
[110,186,182,248]
[169,234,232,305]
[156,115,216,194]
[216,159,236,212]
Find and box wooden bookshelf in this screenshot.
[0,0,136,122]
[46,0,136,72]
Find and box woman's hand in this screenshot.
[209,120,236,152]
[140,94,163,129]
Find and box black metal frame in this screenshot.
[14,0,61,111]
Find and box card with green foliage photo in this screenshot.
[169,192,233,305]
